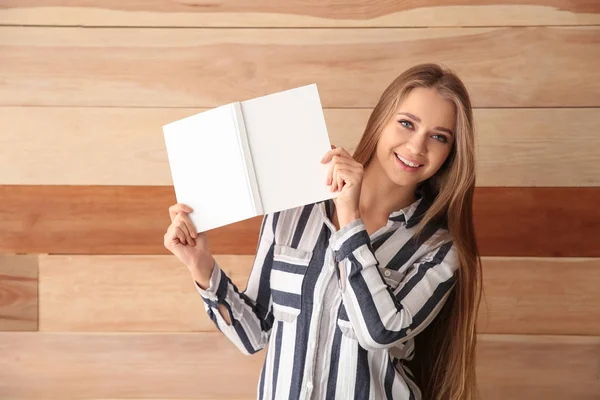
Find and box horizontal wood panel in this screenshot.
[476,257,600,335]
[39,255,600,335]
[0,332,597,399]
[1,1,598,27]
[38,254,255,332]
[472,187,600,257]
[2,107,599,186]
[1,186,598,257]
[0,255,37,331]
[1,27,599,108]
[0,332,266,399]
[476,334,600,399]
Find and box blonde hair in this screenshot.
[353,63,483,400]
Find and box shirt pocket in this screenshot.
[335,267,405,341]
[380,267,406,292]
[270,244,312,323]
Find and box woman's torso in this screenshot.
[258,197,449,400]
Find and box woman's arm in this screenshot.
[195,212,278,355]
[331,217,458,351]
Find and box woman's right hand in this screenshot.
[164,204,214,285]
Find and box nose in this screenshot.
[406,132,426,156]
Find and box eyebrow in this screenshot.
[397,112,454,137]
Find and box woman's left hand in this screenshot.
[320,145,364,227]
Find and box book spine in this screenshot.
[231,102,263,215]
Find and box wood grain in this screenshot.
[472,187,600,258]
[1,27,599,108]
[1,1,598,27]
[39,255,600,336]
[476,334,600,399]
[0,332,597,399]
[3,107,599,186]
[476,257,600,335]
[0,332,266,399]
[38,254,255,332]
[0,255,37,331]
[1,186,598,257]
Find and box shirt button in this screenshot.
[384,270,391,277]
[307,382,313,390]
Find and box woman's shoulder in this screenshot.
[271,200,324,221]
[266,200,325,247]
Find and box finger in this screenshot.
[175,225,188,246]
[322,146,351,164]
[327,156,335,186]
[321,146,340,163]
[337,172,344,192]
[165,225,181,247]
[327,154,349,186]
[177,224,195,247]
[334,164,344,192]
[331,154,355,167]
[331,164,338,191]
[175,216,195,245]
[169,204,193,222]
[164,227,176,248]
[179,214,197,239]
[338,166,362,188]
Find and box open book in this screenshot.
[163,84,339,233]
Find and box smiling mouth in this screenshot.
[395,153,423,168]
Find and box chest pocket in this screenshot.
[270,244,312,322]
[380,267,406,292]
[336,266,406,340]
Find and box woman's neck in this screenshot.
[359,161,418,219]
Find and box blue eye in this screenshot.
[399,120,413,129]
[433,134,448,144]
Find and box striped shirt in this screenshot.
[196,194,459,400]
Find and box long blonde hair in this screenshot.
[352,63,483,399]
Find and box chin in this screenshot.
[387,170,419,187]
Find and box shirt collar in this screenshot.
[321,190,433,229]
[388,196,424,225]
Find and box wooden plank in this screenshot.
[477,257,600,335]
[477,335,600,399]
[474,108,600,187]
[39,255,600,336]
[0,1,598,27]
[0,332,597,399]
[38,254,255,332]
[2,107,599,187]
[0,255,37,331]
[1,27,599,108]
[472,187,600,258]
[1,186,598,257]
[0,332,265,399]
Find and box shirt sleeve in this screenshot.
[194,212,277,355]
[330,217,458,351]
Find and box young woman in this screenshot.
[164,63,483,400]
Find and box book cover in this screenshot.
[163,84,338,233]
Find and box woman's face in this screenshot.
[374,87,456,188]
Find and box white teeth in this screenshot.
[396,154,421,168]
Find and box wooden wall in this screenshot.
[1,1,599,398]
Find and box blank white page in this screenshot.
[163,104,256,233]
[241,84,338,214]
